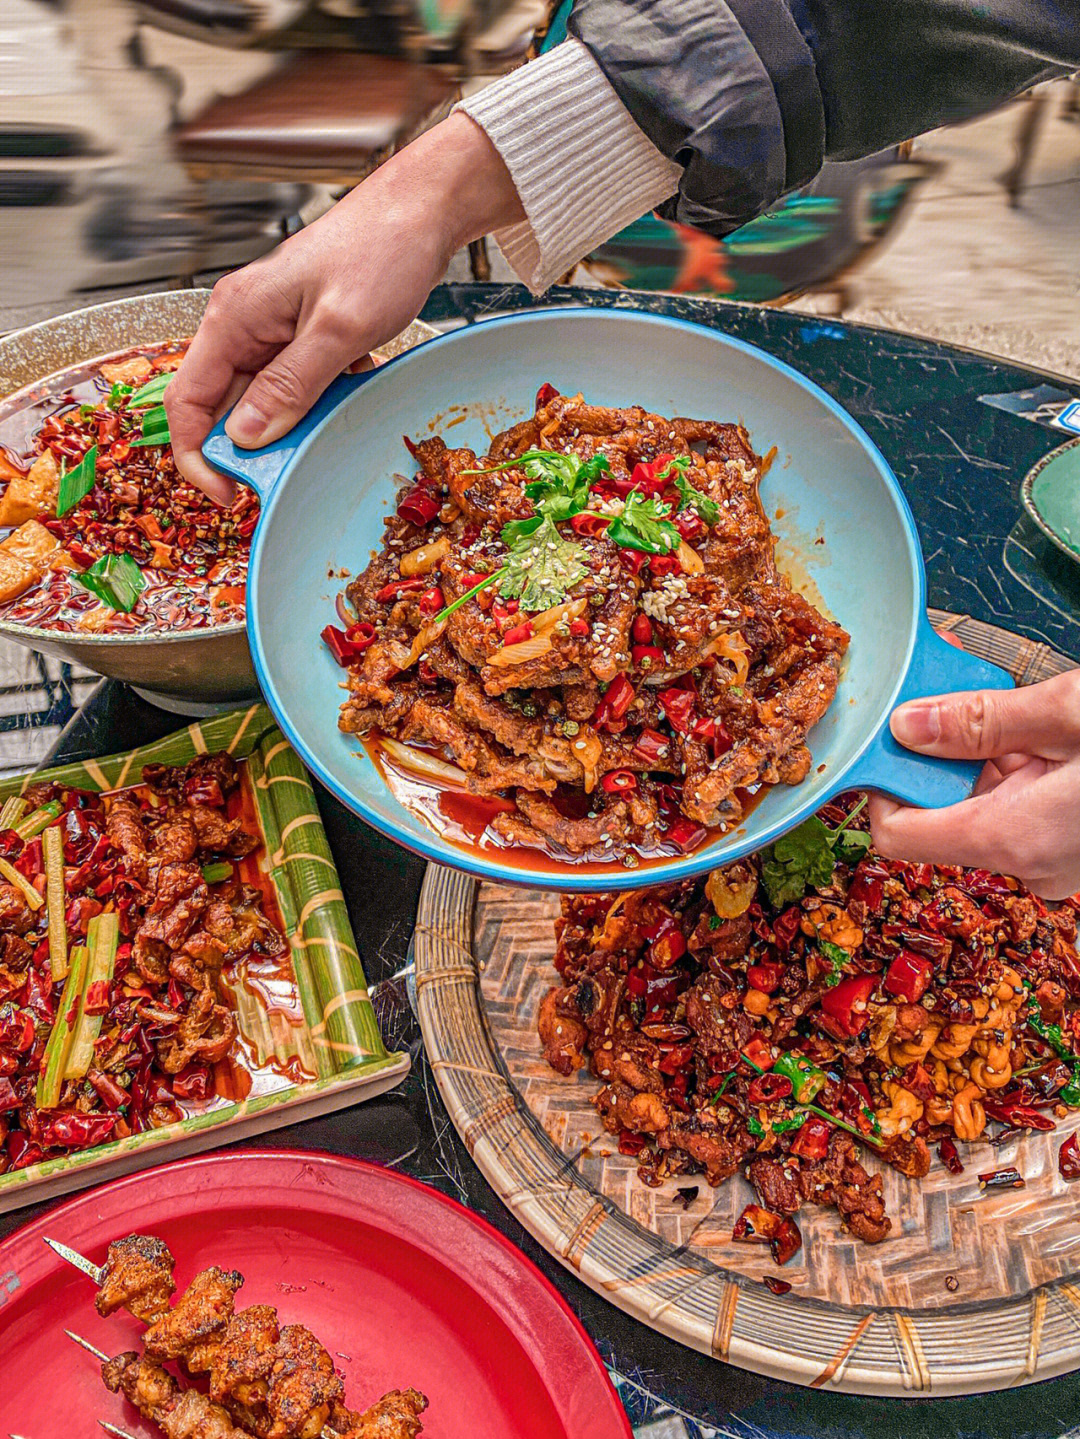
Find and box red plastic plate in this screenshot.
[0,1149,631,1439]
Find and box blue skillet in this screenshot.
[203,308,1012,892]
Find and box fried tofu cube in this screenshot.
[0,549,37,603]
[100,356,152,386]
[0,451,59,527]
[4,519,58,568]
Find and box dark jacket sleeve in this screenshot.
[567,0,1080,235]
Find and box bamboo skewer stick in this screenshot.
[46,1236,103,1282]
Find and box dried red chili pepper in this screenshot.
[938,1137,964,1175]
[748,1073,793,1104]
[762,1275,793,1295]
[883,950,934,1003]
[747,961,785,995]
[396,486,440,527]
[732,1204,803,1265]
[375,577,427,604]
[570,513,610,539]
[600,771,637,794]
[1059,1134,1080,1181]
[631,728,670,766]
[418,586,445,616]
[657,687,697,736]
[593,674,636,727]
[663,818,707,854]
[535,382,559,409]
[819,974,877,1038]
[978,1166,1025,1190]
[790,1115,831,1161]
[618,1130,648,1157]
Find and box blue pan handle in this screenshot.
[201,370,378,501]
[845,617,1014,808]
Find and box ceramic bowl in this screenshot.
[205,307,1013,889]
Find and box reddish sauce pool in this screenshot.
[364,735,767,872]
[0,339,258,634]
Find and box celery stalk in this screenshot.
[36,945,88,1108]
[43,825,68,981]
[65,911,119,1080]
[16,800,62,839]
[0,857,44,910]
[0,797,26,830]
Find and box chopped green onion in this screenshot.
[127,370,175,408]
[0,857,43,910]
[0,797,26,831]
[432,568,507,626]
[773,1051,828,1104]
[201,861,233,884]
[66,911,119,1080]
[72,552,146,613]
[130,404,170,448]
[710,1073,734,1103]
[36,945,88,1108]
[16,799,61,840]
[56,444,99,518]
[43,825,68,981]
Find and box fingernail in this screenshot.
[891,700,940,747]
[225,402,268,448]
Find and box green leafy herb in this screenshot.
[819,938,850,986]
[746,1114,765,1137]
[498,514,589,612]
[72,552,146,613]
[760,817,838,908]
[759,797,871,908]
[771,1113,809,1134]
[127,370,176,408]
[671,469,720,526]
[131,405,170,448]
[605,490,681,555]
[201,861,233,884]
[707,914,723,931]
[56,444,99,518]
[1026,996,1080,1105]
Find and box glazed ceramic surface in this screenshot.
[204,308,1013,890]
[0,1150,631,1439]
[1023,439,1080,566]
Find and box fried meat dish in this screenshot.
[326,387,848,862]
[540,795,1080,1260]
[94,1235,426,1439]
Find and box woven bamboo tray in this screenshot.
[415,611,1078,1397]
[0,703,408,1214]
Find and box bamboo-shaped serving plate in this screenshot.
[0,703,408,1214]
[416,613,1080,1397]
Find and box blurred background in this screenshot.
[2,0,1078,371]
[0,0,1078,769]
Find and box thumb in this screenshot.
[224,327,359,449]
[890,671,1080,762]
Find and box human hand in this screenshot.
[165,113,525,503]
[868,668,1080,899]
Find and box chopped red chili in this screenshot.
[600,771,637,794]
[1059,1134,1080,1181]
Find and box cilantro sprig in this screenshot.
[606,491,681,555]
[760,797,871,908]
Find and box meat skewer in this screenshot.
[53,1242,427,1439]
[68,1332,260,1439]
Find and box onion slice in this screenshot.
[380,738,471,788]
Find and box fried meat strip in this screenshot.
[143,1265,244,1372]
[96,1234,177,1322]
